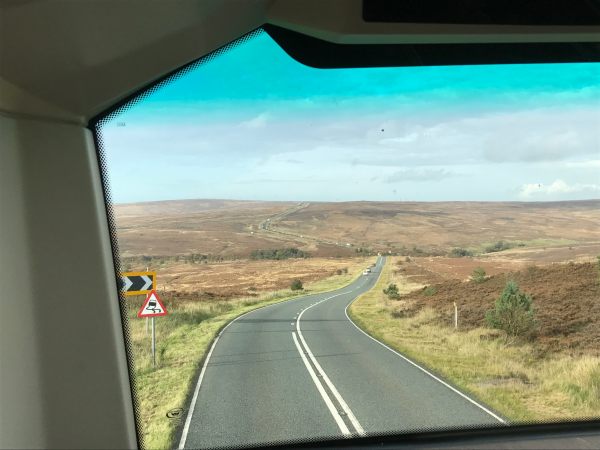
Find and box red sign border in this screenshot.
[137,290,168,318]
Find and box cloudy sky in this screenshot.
[101,30,599,204]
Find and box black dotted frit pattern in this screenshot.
[89,28,265,450]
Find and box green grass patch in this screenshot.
[472,238,579,254]
[127,258,373,449]
[422,285,438,296]
[349,257,600,424]
[517,238,579,248]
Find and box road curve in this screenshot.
[179,257,502,449]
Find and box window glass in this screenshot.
[96,29,600,449]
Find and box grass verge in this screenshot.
[472,238,579,254]
[348,257,600,424]
[127,257,373,449]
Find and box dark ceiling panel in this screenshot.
[363,0,600,26]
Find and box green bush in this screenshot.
[423,286,437,296]
[471,267,487,283]
[290,279,304,291]
[383,283,400,299]
[485,240,514,253]
[449,247,473,257]
[250,248,309,260]
[485,280,536,341]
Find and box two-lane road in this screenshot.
[179,257,503,449]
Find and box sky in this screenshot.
[100,30,600,204]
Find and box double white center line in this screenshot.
[291,288,366,437]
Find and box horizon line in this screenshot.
[112,197,600,206]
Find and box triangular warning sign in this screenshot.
[138,290,168,318]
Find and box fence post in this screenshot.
[454,302,458,329]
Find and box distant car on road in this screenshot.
[363,268,371,275]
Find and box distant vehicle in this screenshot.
[362,270,370,275]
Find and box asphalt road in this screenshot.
[179,257,503,449]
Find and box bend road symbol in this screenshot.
[120,271,156,296]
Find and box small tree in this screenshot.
[383,283,400,299]
[471,267,487,283]
[486,280,536,341]
[485,240,513,253]
[290,279,303,291]
[423,286,437,296]
[450,247,473,258]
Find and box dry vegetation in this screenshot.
[129,262,370,449]
[401,241,600,284]
[114,199,350,259]
[349,257,600,423]
[115,200,375,448]
[114,199,600,260]
[397,259,600,355]
[274,200,600,254]
[113,198,600,445]
[130,257,368,299]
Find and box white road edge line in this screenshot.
[344,295,507,425]
[177,333,219,449]
[178,276,368,449]
[178,304,273,449]
[296,289,367,436]
[292,332,351,436]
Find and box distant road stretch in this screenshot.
[179,257,503,449]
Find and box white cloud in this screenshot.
[518,179,600,199]
[475,107,599,163]
[239,112,270,129]
[101,101,599,202]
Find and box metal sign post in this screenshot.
[151,317,156,367]
[145,267,150,336]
